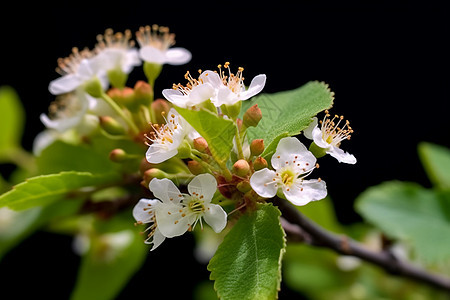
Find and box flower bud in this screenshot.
[250,139,264,156]
[134,80,153,106]
[243,104,262,128]
[84,77,104,98]
[141,168,168,188]
[187,160,205,175]
[109,148,127,162]
[253,156,268,171]
[232,159,250,177]
[151,99,171,124]
[236,180,252,193]
[236,118,244,133]
[99,116,126,135]
[193,137,208,153]
[107,87,135,110]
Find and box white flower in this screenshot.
[153,174,227,238]
[136,24,191,65]
[304,111,356,164]
[133,198,168,251]
[40,91,90,133]
[162,71,215,108]
[250,137,327,206]
[48,47,108,95]
[145,108,197,163]
[202,62,266,106]
[92,28,141,75]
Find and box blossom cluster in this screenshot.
[40,25,356,251]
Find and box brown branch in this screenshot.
[273,197,450,291]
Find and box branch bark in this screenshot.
[273,197,450,291]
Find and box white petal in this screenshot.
[32,130,58,156]
[123,48,142,73]
[203,204,227,233]
[283,179,327,206]
[200,70,222,88]
[188,83,216,105]
[312,127,330,149]
[303,117,318,140]
[132,198,160,223]
[146,145,178,164]
[155,203,193,238]
[271,137,312,170]
[148,178,184,204]
[250,168,278,198]
[139,46,166,64]
[239,74,266,100]
[165,48,192,65]
[187,174,217,204]
[212,86,239,106]
[327,146,357,164]
[162,89,189,108]
[149,228,166,251]
[48,74,82,95]
[77,59,97,78]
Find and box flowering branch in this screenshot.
[273,197,450,291]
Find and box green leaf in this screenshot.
[208,203,286,300]
[175,107,236,164]
[36,141,117,175]
[241,81,334,148]
[0,171,120,210]
[418,142,450,190]
[0,86,25,156]
[71,213,147,300]
[355,181,450,263]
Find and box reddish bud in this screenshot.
[253,156,268,171]
[232,159,250,177]
[187,160,205,175]
[250,139,264,156]
[109,148,127,162]
[99,116,126,135]
[193,137,209,153]
[243,104,262,128]
[151,99,171,124]
[134,80,153,106]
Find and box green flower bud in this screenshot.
[109,148,127,162]
[236,180,252,193]
[99,116,126,135]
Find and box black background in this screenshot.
[1,2,449,299]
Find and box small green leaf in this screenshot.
[0,171,120,210]
[208,203,286,300]
[0,86,25,156]
[175,107,236,164]
[418,142,450,190]
[71,214,147,300]
[36,141,117,175]
[241,81,334,148]
[355,181,450,263]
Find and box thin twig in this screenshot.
[273,197,450,291]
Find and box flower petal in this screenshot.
[312,127,330,149]
[187,173,217,204]
[283,179,327,206]
[250,168,278,198]
[303,117,318,140]
[271,137,311,170]
[149,228,166,251]
[188,83,216,105]
[139,46,166,64]
[132,199,160,223]
[203,204,227,233]
[148,178,184,204]
[327,146,357,164]
[48,74,82,95]
[239,74,266,100]
[165,47,192,65]
[200,70,222,88]
[212,86,240,106]
[155,203,193,238]
[146,145,178,164]
[162,89,189,108]
[32,130,58,156]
